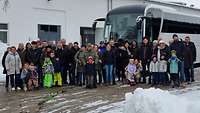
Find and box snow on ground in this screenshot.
[90,85,200,113]
[0,42,8,82]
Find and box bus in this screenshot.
[94,0,200,66]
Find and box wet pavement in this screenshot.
[0,68,199,113]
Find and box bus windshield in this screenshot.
[104,13,142,42]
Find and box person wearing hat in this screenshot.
[83,43,98,88]
[168,50,180,88]
[170,34,185,83]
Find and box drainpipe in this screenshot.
[107,0,110,12]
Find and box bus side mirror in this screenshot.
[92,21,97,31]
[136,16,142,29]
[137,21,142,29]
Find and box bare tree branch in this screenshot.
[0,0,9,12]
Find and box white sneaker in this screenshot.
[11,88,15,91]
[24,87,27,92]
[17,87,21,90]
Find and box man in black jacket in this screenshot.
[139,37,152,84]
[170,34,185,83]
[184,36,196,82]
[68,42,80,85]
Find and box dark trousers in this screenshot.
[77,72,85,85]
[184,68,191,82]
[159,72,166,85]
[141,63,150,83]
[15,74,21,88]
[36,65,43,87]
[61,66,67,84]
[152,72,159,85]
[170,73,180,87]
[5,75,14,88]
[191,64,194,81]
[68,64,75,85]
[85,64,96,88]
[116,66,121,81]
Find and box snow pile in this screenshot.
[125,88,200,113]
[0,42,8,82]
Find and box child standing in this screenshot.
[50,52,62,87]
[169,50,180,88]
[134,59,142,84]
[21,63,29,91]
[149,56,159,85]
[27,64,39,90]
[158,55,168,85]
[43,55,54,88]
[125,59,136,86]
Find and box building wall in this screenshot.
[0,0,139,46]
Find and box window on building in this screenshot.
[38,24,61,41]
[0,23,8,43]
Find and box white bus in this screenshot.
[97,0,200,66]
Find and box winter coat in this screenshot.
[84,50,98,74]
[170,41,184,60]
[5,52,22,75]
[2,51,9,74]
[158,46,170,60]
[183,41,196,62]
[149,61,159,73]
[17,49,26,65]
[129,46,139,59]
[183,43,193,68]
[159,60,167,72]
[116,47,130,69]
[102,50,115,65]
[42,58,54,74]
[69,47,80,64]
[168,57,180,74]
[139,44,152,64]
[51,58,61,73]
[74,50,86,72]
[55,48,65,66]
[26,48,42,65]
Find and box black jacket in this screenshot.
[26,48,42,65]
[170,41,184,60]
[139,43,152,64]
[2,51,9,74]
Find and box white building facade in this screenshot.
[0,0,140,46]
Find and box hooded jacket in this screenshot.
[5,51,22,75]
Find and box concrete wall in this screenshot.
[0,0,139,46]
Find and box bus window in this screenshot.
[104,13,142,42]
[145,18,161,41]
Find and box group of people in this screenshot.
[1,34,197,91]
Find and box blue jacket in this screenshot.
[168,57,180,74]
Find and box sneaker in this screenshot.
[24,87,27,92]
[11,87,15,91]
[17,87,21,90]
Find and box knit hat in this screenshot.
[171,50,176,56]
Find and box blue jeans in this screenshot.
[105,65,113,84]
